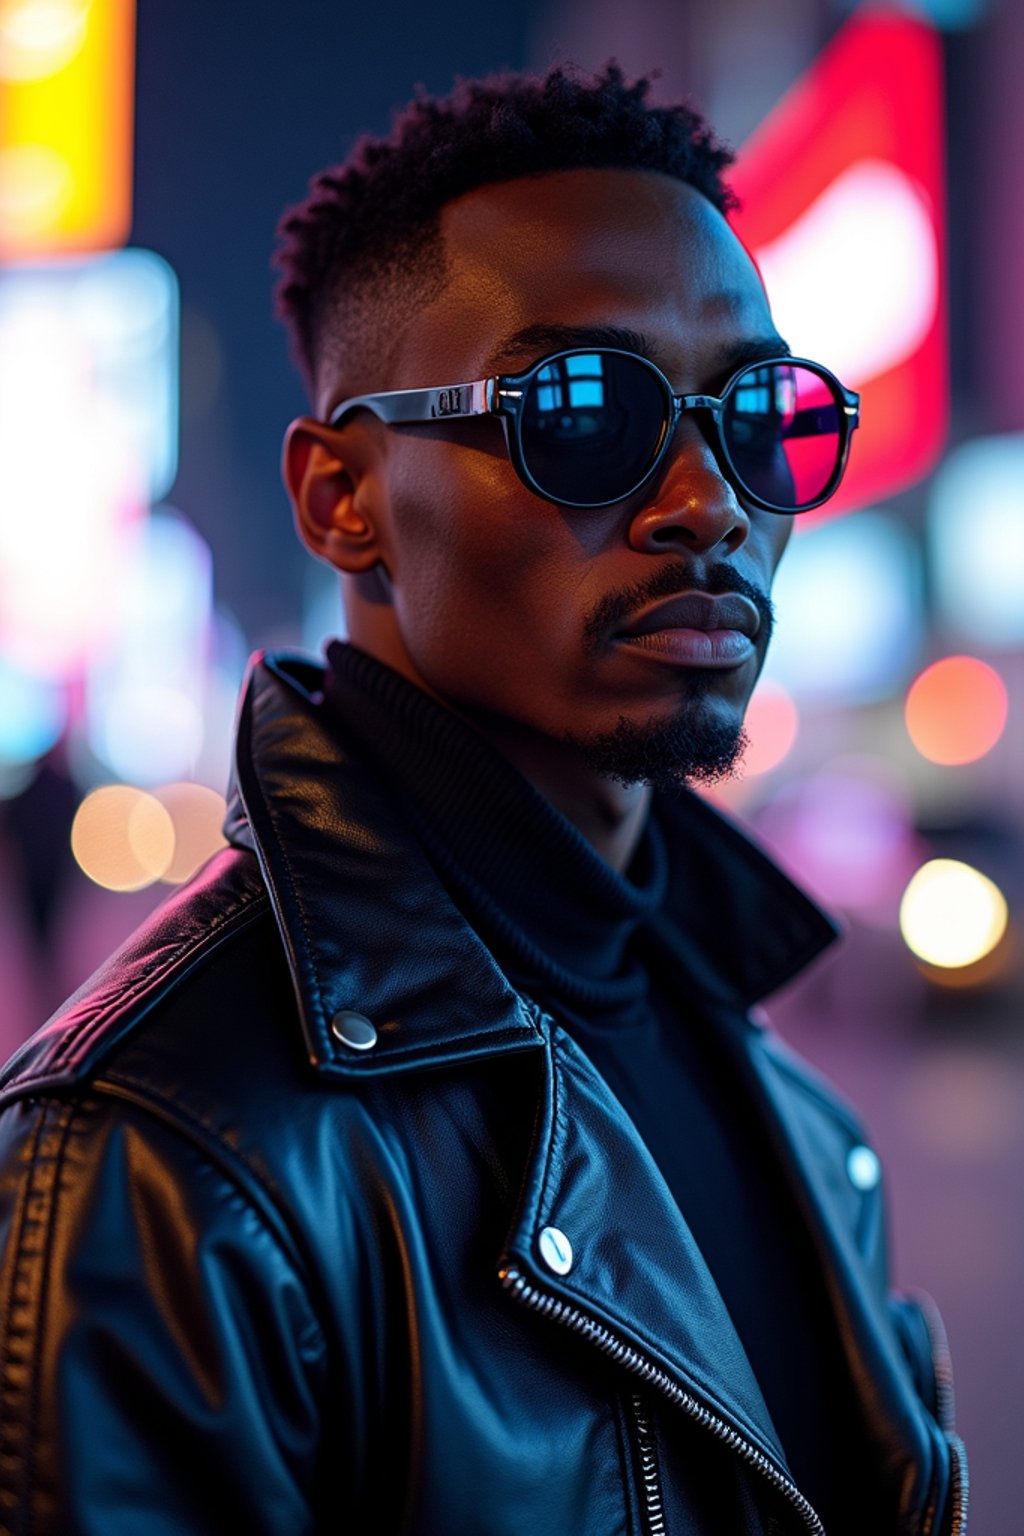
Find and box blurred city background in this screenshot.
[0,0,1020,1526]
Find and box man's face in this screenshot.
[334,167,794,788]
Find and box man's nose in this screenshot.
[626,417,750,558]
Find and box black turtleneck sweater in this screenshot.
[322,640,877,1535]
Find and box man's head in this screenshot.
[276,64,800,793]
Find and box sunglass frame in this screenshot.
[327,347,861,515]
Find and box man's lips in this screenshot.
[614,591,761,641]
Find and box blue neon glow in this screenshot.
[763,510,924,701]
[0,248,179,502]
[929,434,1024,647]
[0,660,66,766]
[85,508,213,784]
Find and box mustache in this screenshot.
[583,562,776,654]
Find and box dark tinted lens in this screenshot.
[722,362,843,509]
[518,351,668,505]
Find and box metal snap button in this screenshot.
[538,1225,573,1276]
[330,1011,378,1051]
[846,1144,881,1191]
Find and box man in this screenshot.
[0,63,966,1535]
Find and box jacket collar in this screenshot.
[225,650,839,1079]
[502,1023,795,1482]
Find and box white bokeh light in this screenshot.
[900,859,1009,969]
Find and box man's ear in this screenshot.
[281,417,384,574]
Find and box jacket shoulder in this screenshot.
[0,847,272,1110]
[0,1086,329,1533]
[751,1008,871,1143]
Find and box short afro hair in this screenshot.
[274,61,738,407]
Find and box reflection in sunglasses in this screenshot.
[536,354,607,416]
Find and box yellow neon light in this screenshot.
[0,0,135,257]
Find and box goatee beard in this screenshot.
[563,684,750,792]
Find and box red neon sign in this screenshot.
[730,9,947,520]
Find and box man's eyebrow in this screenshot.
[481,324,652,374]
[480,323,791,378]
[719,335,792,372]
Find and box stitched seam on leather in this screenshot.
[324,1017,540,1069]
[549,1039,784,1470]
[87,1086,330,1354]
[1,1092,331,1534]
[0,1105,47,1532]
[22,886,269,1084]
[242,746,329,1039]
[82,1080,341,1436]
[90,1075,321,1294]
[0,1099,77,1533]
[49,879,267,1067]
[106,1088,333,1374]
[537,1033,564,1221]
[23,1104,77,1525]
[241,708,543,1066]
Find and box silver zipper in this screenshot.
[910,1290,956,1435]
[630,1391,667,1535]
[946,1432,969,1536]
[900,1290,967,1534]
[499,1263,825,1536]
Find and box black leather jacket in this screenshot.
[0,652,968,1535]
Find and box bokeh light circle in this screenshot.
[905,656,1008,765]
[71,785,175,892]
[0,0,90,82]
[743,681,799,776]
[753,759,919,916]
[153,782,228,885]
[95,685,204,785]
[899,858,1009,969]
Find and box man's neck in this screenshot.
[339,612,652,873]
[460,712,652,874]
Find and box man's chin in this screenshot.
[563,700,750,793]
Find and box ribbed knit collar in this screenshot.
[322,641,667,1025]
[226,648,840,1021]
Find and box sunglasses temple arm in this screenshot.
[329,379,495,428]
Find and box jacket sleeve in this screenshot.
[0,1090,328,1536]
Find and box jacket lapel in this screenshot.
[227,651,541,1078]
[724,1020,942,1525]
[501,1020,793,1481]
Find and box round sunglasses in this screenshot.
[328,347,861,515]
